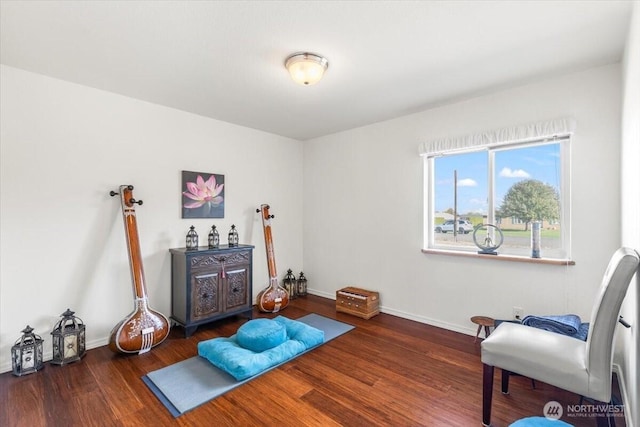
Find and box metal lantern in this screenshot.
[186,225,198,250]
[51,309,86,365]
[228,224,239,246]
[283,269,298,300]
[11,325,44,376]
[208,225,220,249]
[297,271,308,297]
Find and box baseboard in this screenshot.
[0,337,108,374]
[308,289,477,336]
[612,362,634,427]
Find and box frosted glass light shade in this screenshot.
[285,53,329,85]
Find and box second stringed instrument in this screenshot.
[256,204,289,312]
[108,185,170,354]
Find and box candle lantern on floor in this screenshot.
[208,225,219,249]
[228,224,239,246]
[186,225,198,250]
[297,271,308,297]
[283,269,298,300]
[11,326,44,376]
[51,309,86,365]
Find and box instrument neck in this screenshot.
[263,224,277,281]
[120,187,148,301]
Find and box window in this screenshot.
[421,119,573,260]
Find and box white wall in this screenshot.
[0,65,304,372]
[619,2,640,426]
[303,64,622,335]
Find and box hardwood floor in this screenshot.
[0,295,625,426]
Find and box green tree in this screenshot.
[497,179,559,231]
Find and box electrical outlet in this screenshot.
[513,306,524,321]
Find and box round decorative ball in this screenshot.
[236,319,287,353]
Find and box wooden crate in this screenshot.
[336,287,380,319]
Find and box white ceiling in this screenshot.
[0,1,633,141]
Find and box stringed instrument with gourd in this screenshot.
[256,204,289,312]
[108,185,170,354]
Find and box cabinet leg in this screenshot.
[184,325,198,338]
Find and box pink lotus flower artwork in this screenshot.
[181,171,225,218]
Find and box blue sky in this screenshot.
[434,143,560,214]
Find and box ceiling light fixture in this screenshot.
[284,52,329,86]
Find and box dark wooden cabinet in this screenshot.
[169,245,254,337]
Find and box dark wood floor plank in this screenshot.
[2,374,47,427]
[235,370,345,427]
[291,351,442,426]
[0,295,625,426]
[299,388,364,427]
[86,355,146,420]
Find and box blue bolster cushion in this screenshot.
[197,316,324,381]
[236,318,287,352]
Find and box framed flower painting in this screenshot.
[181,171,225,218]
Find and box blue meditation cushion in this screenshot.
[198,316,324,381]
[236,318,287,353]
[273,316,324,347]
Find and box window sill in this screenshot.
[422,248,575,266]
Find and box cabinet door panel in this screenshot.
[191,271,222,321]
[225,267,250,311]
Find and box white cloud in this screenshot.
[499,167,530,178]
[457,178,477,187]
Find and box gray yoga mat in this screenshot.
[142,313,355,416]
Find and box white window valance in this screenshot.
[418,117,576,157]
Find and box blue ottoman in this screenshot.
[509,417,573,426]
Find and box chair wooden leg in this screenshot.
[595,412,614,426]
[501,369,510,394]
[594,399,615,427]
[482,364,494,427]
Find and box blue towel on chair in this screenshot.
[573,322,590,341]
[522,314,581,335]
[496,316,589,341]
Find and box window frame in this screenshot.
[423,136,571,261]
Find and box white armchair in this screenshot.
[481,247,639,426]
